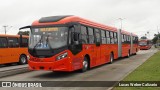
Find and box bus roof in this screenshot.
[32,15,137,37]
[0,34,29,38]
[32,15,117,31]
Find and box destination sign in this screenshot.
[40,27,58,32]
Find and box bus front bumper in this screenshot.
[140,46,149,50]
[28,60,73,72]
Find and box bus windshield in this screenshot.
[139,41,147,46]
[29,27,68,50]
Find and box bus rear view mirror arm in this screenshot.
[19,26,31,30]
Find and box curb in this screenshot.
[0,66,31,78]
[106,49,158,90]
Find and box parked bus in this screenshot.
[20,15,139,72]
[0,34,29,65]
[139,37,152,50]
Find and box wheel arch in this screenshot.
[20,53,27,58]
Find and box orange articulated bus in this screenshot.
[0,34,29,65]
[20,15,139,72]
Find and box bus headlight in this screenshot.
[56,52,68,60]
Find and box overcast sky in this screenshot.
[0,0,160,39]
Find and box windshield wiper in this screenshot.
[33,35,43,50]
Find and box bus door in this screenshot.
[69,25,82,69]
[87,27,96,67]
[95,29,101,66]
[100,30,107,64]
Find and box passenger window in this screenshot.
[0,37,8,48]
[101,30,105,37]
[135,37,138,44]
[110,32,114,44]
[124,35,126,42]
[110,32,113,38]
[132,36,135,43]
[81,26,88,44]
[122,35,124,43]
[114,32,117,44]
[88,27,94,35]
[8,38,19,48]
[114,33,117,38]
[21,38,28,47]
[126,35,128,41]
[88,27,95,44]
[101,30,106,44]
[106,31,110,44]
[127,36,130,43]
[128,36,131,42]
[95,29,100,43]
[106,31,110,37]
[81,26,87,35]
[107,38,111,44]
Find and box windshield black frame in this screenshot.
[29,26,69,50]
[139,41,147,46]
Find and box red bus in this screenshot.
[20,15,139,72]
[139,37,152,50]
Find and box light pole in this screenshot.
[147,31,150,39]
[118,18,125,30]
[3,25,7,34]
[3,25,12,34]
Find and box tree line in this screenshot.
[152,34,160,44]
[17,31,29,36]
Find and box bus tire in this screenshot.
[18,55,27,65]
[127,50,130,58]
[135,48,137,55]
[109,53,114,64]
[81,57,89,72]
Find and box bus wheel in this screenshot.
[127,50,130,58]
[134,49,137,55]
[109,53,114,64]
[18,55,27,65]
[81,57,89,72]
